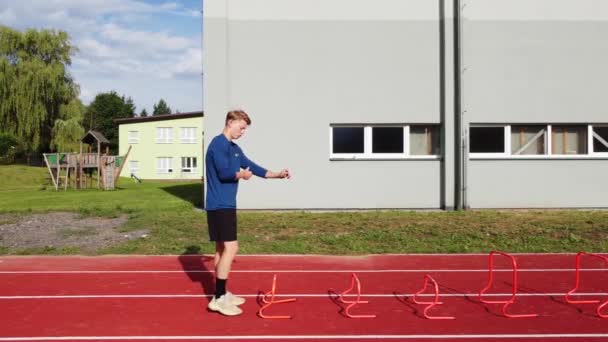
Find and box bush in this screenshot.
[0,133,23,164]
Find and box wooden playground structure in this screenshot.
[43,130,131,191]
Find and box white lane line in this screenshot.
[2,334,608,340]
[0,252,591,257]
[0,292,605,299]
[0,268,605,274]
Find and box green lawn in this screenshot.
[1,165,607,255]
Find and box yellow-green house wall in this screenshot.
[118,117,203,180]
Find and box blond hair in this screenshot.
[225,110,251,126]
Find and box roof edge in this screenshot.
[114,111,204,124]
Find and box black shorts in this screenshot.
[207,209,237,242]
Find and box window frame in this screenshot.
[180,127,197,144]
[590,125,608,156]
[469,124,608,160]
[181,156,198,173]
[329,124,441,160]
[156,127,173,144]
[156,157,173,174]
[510,125,547,156]
[468,125,509,158]
[127,131,139,144]
[550,124,588,156]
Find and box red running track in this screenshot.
[0,253,607,341]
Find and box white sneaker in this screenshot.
[207,295,243,316]
[226,291,246,306]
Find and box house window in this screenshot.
[592,125,608,153]
[156,127,173,143]
[511,125,546,155]
[156,157,173,174]
[332,127,364,154]
[181,157,197,173]
[410,125,440,156]
[470,126,505,154]
[180,127,197,144]
[128,131,139,144]
[330,125,440,159]
[129,161,139,175]
[551,125,587,155]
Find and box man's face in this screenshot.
[227,119,248,140]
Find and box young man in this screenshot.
[205,110,290,316]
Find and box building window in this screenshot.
[129,161,139,175]
[180,127,197,144]
[181,157,197,173]
[156,157,173,174]
[551,125,587,155]
[156,127,173,144]
[511,125,546,155]
[330,125,440,159]
[332,127,364,154]
[372,127,403,154]
[469,126,505,154]
[128,131,139,144]
[469,123,608,159]
[410,125,440,156]
[592,125,608,153]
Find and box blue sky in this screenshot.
[0,0,203,114]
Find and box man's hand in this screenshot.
[236,167,253,180]
[266,169,291,179]
[278,169,290,179]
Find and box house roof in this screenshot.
[113,111,204,125]
[81,130,110,145]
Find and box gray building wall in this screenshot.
[203,0,608,209]
[204,0,450,209]
[462,0,608,208]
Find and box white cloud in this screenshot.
[79,85,93,103]
[79,39,115,58]
[0,0,202,111]
[99,23,196,52]
[170,48,203,77]
[160,2,180,11]
[0,8,17,25]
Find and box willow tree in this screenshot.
[51,98,85,152]
[0,26,79,152]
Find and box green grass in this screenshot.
[1,165,51,191]
[0,165,607,255]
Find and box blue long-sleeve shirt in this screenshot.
[205,134,268,211]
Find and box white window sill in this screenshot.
[128,140,139,144]
[180,140,197,144]
[156,141,173,144]
[330,155,441,161]
[470,155,608,160]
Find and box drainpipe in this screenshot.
[453,0,465,210]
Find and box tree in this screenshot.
[0,132,25,164]
[153,99,171,115]
[0,26,79,152]
[140,108,148,117]
[83,91,135,153]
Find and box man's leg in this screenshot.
[214,241,231,299]
[216,240,238,280]
[207,240,242,316]
[214,241,224,269]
